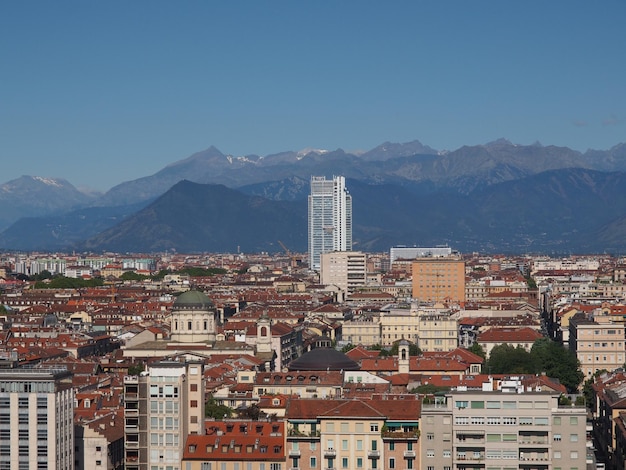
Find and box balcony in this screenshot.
[382,429,420,440]
[125,441,139,449]
[289,449,301,457]
[368,450,380,459]
[323,449,336,457]
[404,450,416,458]
[124,408,139,416]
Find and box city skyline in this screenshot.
[1,1,625,191]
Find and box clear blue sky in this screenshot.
[1,1,624,191]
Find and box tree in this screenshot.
[127,363,145,375]
[531,338,584,393]
[388,340,422,357]
[205,395,233,419]
[411,384,451,395]
[468,342,486,361]
[120,271,148,281]
[341,343,356,353]
[487,344,536,374]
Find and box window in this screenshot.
[357,458,363,468]
[443,450,451,458]
[554,433,562,441]
[342,458,348,468]
[553,417,562,425]
[389,458,395,469]
[570,434,578,442]
[486,401,501,409]
[191,400,198,408]
[310,458,317,468]
[570,417,578,425]
[554,451,562,459]
[342,440,348,450]
[426,449,435,458]
[370,423,379,432]
[427,433,435,440]
[471,401,485,409]
[570,451,579,459]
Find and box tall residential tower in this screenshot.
[308,176,352,271]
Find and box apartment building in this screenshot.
[420,380,587,470]
[0,367,75,470]
[568,312,626,379]
[285,396,421,470]
[181,421,286,470]
[342,315,382,346]
[380,304,458,351]
[123,359,205,470]
[320,251,367,296]
[412,257,466,303]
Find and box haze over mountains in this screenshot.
[1,139,626,254]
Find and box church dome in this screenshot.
[287,348,359,371]
[173,290,214,309]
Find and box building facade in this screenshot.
[124,359,205,470]
[320,251,367,296]
[308,176,352,271]
[568,312,626,379]
[412,257,466,303]
[420,382,587,470]
[0,368,75,470]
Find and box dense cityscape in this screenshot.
[0,176,625,470]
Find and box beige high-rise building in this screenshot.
[420,381,587,470]
[569,312,626,379]
[124,359,204,470]
[412,257,466,303]
[320,250,367,296]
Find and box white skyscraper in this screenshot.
[308,175,352,271]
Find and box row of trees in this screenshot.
[471,338,584,393]
[26,266,229,289]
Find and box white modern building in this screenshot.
[390,245,453,263]
[308,176,352,271]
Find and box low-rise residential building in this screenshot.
[285,396,421,470]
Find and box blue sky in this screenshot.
[1,1,624,191]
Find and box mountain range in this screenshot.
[1,139,626,255]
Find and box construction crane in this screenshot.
[277,240,299,268]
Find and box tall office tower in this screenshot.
[124,359,204,470]
[0,368,75,470]
[308,176,352,271]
